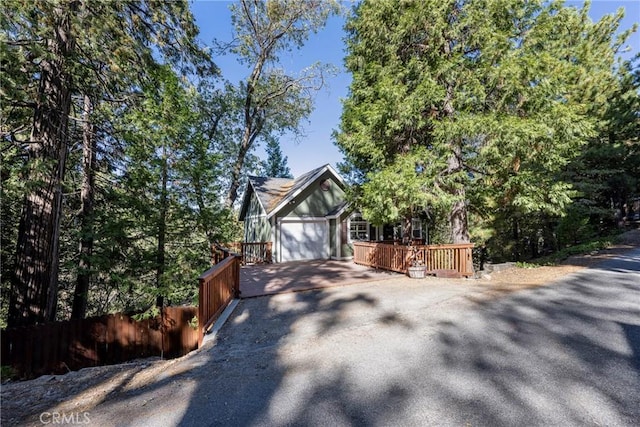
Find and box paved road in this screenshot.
[87,249,640,426]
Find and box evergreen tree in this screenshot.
[261,138,293,178]
[558,57,640,244]
[1,0,212,325]
[336,0,631,249]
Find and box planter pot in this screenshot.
[407,266,426,278]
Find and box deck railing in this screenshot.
[198,255,240,346]
[353,241,474,277]
[213,242,272,265]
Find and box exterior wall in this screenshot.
[340,212,353,258]
[280,172,346,218]
[273,171,348,261]
[329,219,337,258]
[243,192,271,242]
[250,169,352,261]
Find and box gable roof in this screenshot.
[238,164,346,221]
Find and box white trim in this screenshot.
[324,216,331,262]
[271,216,277,262]
[244,213,267,219]
[335,218,341,259]
[326,202,351,219]
[279,216,327,222]
[348,212,370,243]
[326,164,347,187]
[250,182,267,215]
[411,217,423,239]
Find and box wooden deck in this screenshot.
[239,260,399,298]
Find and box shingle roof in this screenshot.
[255,164,327,212]
[239,164,343,220]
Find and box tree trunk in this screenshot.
[448,143,470,244]
[402,216,412,244]
[224,41,268,208]
[225,135,252,208]
[71,94,95,319]
[8,4,74,327]
[442,70,470,244]
[156,154,168,308]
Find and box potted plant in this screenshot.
[407,246,427,278]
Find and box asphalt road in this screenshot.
[86,248,640,427]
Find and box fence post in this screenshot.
[198,276,205,347]
[233,256,241,298]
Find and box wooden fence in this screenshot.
[198,254,240,346]
[213,242,272,265]
[1,306,198,378]
[353,242,475,277]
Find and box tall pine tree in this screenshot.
[2,0,211,325]
[336,0,630,249]
[260,138,293,178]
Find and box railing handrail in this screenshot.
[352,241,474,277]
[212,242,273,265]
[353,241,474,249]
[199,255,236,281]
[198,254,240,346]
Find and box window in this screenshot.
[350,214,369,241]
[411,218,422,239]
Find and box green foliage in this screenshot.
[261,138,293,178]
[222,0,340,206]
[519,233,620,267]
[1,365,18,382]
[0,1,242,324]
[556,204,597,247]
[358,148,451,226]
[188,315,198,330]
[336,0,635,257]
[132,306,161,322]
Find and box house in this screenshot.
[238,164,354,263]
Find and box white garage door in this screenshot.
[280,221,329,262]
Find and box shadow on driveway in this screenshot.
[19,250,638,426]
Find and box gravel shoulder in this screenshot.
[2,229,639,426]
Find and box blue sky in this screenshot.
[190,0,640,178]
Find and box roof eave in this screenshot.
[326,202,352,220]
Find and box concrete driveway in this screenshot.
[240,259,399,298]
[54,249,640,426]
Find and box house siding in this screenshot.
[243,192,271,242]
[340,213,353,258]
[241,166,352,262]
[280,172,346,218]
[329,219,337,258]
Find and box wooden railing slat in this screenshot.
[353,242,474,277]
[198,254,240,346]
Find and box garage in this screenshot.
[279,220,329,262]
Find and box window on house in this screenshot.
[350,214,369,241]
[411,218,422,239]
